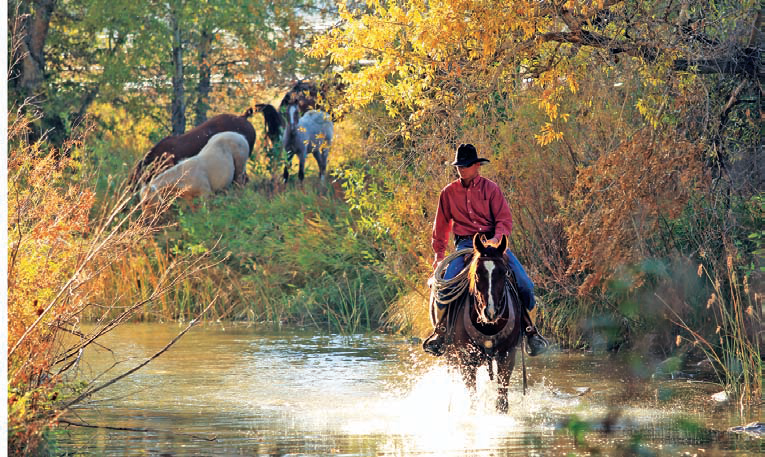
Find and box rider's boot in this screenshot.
[423,305,447,356]
[522,308,549,356]
[524,326,549,356]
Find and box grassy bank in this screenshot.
[87,181,401,333]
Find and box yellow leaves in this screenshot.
[534,122,564,146]
[567,76,579,94]
[314,0,544,117]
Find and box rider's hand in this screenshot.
[487,236,501,245]
[432,254,445,271]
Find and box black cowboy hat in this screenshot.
[451,143,490,167]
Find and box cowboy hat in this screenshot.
[451,143,490,167]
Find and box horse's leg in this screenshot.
[312,148,324,182]
[298,150,306,181]
[319,148,329,182]
[283,150,294,182]
[495,350,516,413]
[457,352,479,393]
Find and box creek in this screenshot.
[55,323,762,455]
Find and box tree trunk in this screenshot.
[10,0,57,94]
[170,3,186,135]
[194,28,213,126]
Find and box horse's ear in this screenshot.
[473,233,486,252]
[498,234,508,253]
[243,107,253,118]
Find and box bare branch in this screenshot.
[60,297,218,411]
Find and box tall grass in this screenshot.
[664,255,762,406]
[7,101,218,453]
[89,180,401,331]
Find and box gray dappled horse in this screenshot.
[282,104,333,182]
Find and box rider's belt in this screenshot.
[454,231,494,246]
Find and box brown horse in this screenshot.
[279,77,345,121]
[430,234,523,413]
[254,103,284,149]
[279,80,320,115]
[130,108,256,186]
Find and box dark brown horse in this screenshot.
[130,108,256,186]
[432,234,523,413]
[279,80,320,115]
[254,103,284,148]
[279,77,345,121]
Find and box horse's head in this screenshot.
[469,233,509,324]
[285,104,301,133]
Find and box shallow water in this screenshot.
[56,323,762,456]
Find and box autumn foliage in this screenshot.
[6,105,217,453]
[7,112,96,454]
[316,0,762,362]
[562,129,706,294]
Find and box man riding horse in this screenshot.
[423,143,549,357]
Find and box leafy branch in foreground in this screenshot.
[7,101,218,455]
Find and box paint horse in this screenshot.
[139,132,250,209]
[130,109,256,187]
[429,234,523,412]
[282,103,333,182]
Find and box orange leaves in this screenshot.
[561,129,706,294]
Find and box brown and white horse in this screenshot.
[130,109,256,186]
[140,132,250,209]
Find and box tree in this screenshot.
[7,0,337,143]
[8,0,56,94]
[314,0,762,291]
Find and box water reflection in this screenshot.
[56,323,762,456]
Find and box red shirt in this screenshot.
[431,175,513,259]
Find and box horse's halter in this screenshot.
[469,234,510,324]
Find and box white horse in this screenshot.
[140,131,249,208]
[282,104,333,182]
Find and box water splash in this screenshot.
[287,361,568,455]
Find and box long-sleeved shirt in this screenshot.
[431,175,513,259]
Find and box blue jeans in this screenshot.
[441,238,536,311]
